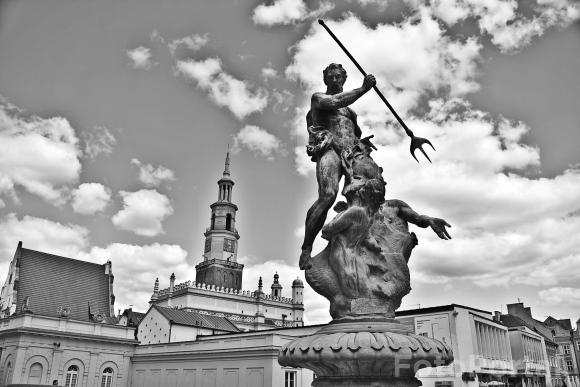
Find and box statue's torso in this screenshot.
[311,105,358,151]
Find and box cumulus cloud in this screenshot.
[232,125,285,160]
[131,159,176,187]
[0,98,81,205]
[0,213,89,276]
[539,287,580,307]
[150,29,165,44]
[168,33,209,55]
[81,126,116,159]
[412,0,580,52]
[285,10,580,309]
[261,66,279,80]
[78,243,189,312]
[71,183,112,215]
[252,0,334,26]
[176,57,268,120]
[112,189,173,237]
[126,46,155,70]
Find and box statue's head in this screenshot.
[323,63,347,87]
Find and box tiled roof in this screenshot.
[153,306,239,332]
[15,245,111,322]
[122,308,145,326]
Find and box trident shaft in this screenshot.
[318,19,435,163]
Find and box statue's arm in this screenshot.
[321,207,365,240]
[388,199,452,240]
[312,75,375,110]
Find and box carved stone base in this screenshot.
[312,376,423,387]
[279,319,453,387]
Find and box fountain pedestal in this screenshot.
[279,319,453,387]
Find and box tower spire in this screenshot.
[223,146,231,177]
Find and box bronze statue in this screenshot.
[281,21,453,386]
[299,63,377,270]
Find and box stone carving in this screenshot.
[280,64,453,386]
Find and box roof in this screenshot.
[121,308,145,326]
[395,303,490,316]
[13,244,112,322]
[500,314,557,345]
[152,305,240,333]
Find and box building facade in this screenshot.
[396,304,515,387]
[130,326,320,387]
[0,310,136,387]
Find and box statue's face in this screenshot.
[324,68,346,92]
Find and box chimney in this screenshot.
[493,311,501,322]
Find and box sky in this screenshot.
[0,0,579,325]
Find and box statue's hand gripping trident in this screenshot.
[318,19,435,163]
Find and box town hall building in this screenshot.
[148,152,305,332]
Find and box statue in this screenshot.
[279,62,454,387]
[300,63,377,270]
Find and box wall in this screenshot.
[0,314,137,387]
[130,327,318,387]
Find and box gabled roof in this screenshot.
[121,308,145,326]
[152,305,239,333]
[13,244,112,322]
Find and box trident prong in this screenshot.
[410,136,435,163]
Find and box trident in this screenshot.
[318,19,435,163]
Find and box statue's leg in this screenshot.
[300,151,341,269]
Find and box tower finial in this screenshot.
[223,146,231,177]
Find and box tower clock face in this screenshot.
[223,238,235,253]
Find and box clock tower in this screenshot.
[195,151,244,290]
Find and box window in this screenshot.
[226,214,232,231]
[101,367,113,387]
[577,341,580,351]
[65,365,79,387]
[4,362,12,385]
[27,362,43,384]
[566,361,574,371]
[285,370,297,387]
[563,345,571,354]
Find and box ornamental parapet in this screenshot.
[156,280,298,305]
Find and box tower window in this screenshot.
[226,214,232,231]
[211,214,215,229]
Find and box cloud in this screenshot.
[78,243,189,313]
[261,66,279,80]
[81,126,116,159]
[0,213,89,276]
[168,33,209,55]
[252,0,334,26]
[414,0,580,52]
[539,287,580,307]
[150,29,165,44]
[0,98,81,205]
[175,57,268,120]
[126,46,155,70]
[112,189,173,237]
[232,125,285,160]
[71,183,112,215]
[131,159,176,187]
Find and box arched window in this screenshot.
[100,367,113,387]
[27,362,43,384]
[65,365,79,387]
[4,362,12,385]
[226,214,232,231]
